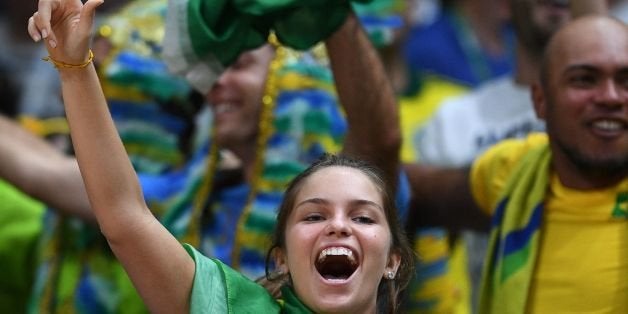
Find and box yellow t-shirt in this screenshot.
[471,133,628,313]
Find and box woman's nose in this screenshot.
[325,215,352,237]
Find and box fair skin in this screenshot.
[532,16,628,190]
[276,166,400,314]
[27,0,400,312]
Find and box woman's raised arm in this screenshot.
[27,1,195,312]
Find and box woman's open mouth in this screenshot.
[315,247,359,281]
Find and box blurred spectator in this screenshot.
[0,63,45,314]
[403,0,514,90]
[407,1,616,313]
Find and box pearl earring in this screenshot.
[386,271,395,280]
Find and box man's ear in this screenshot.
[531,82,547,121]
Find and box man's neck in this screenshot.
[551,144,627,190]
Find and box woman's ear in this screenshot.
[273,247,289,275]
[383,250,401,279]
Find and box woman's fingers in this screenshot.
[34,1,54,38]
[32,9,58,48]
[29,0,103,52]
[28,11,55,48]
[77,0,104,38]
[27,16,42,42]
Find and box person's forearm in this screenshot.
[326,11,402,190]
[2,115,62,155]
[58,64,149,237]
[58,63,194,313]
[31,1,194,311]
[0,115,95,221]
[403,163,490,234]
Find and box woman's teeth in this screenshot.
[318,247,356,264]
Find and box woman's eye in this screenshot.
[353,216,375,224]
[304,214,324,222]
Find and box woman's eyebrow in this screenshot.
[295,197,329,209]
[348,199,384,211]
[295,198,383,211]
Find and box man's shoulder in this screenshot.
[476,133,549,169]
[470,133,549,211]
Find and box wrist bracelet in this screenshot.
[42,50,94,69]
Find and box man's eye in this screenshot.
[353,216,375,224]
[570,74,597,87]
[617,74,628,89]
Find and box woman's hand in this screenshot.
[27,0,103,66]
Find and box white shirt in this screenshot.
[416,76,545,167]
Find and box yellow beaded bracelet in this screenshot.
[42,50,94,69]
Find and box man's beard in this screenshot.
[556,138,628,179]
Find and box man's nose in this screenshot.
[595,79,624,108]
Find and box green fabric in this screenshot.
[0,180,45,313]
[219,262,313,313]
[272,2,351,50]
[163,0,380,92]
[183,0,371,66]
[478,144,551,314]
[185,244,312,313]
[219,260,281,313]
[279,286,313,313]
